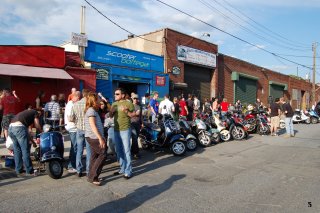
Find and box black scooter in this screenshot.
[139,114,187,156]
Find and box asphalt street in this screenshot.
[0,123,320,213]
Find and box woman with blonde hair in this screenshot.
[84,92,107,186]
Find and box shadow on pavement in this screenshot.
[87,174,186,213]
[101,145,205,182]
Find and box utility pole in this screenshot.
[296,66,299,77]
[312,42,317,105]
[79,5,86,63]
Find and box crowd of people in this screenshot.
[0,87,297,185]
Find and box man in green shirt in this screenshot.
[109,88,135,179]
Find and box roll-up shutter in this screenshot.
[184,64,212,101]
[234,77,257,105]
[270,84,284,99]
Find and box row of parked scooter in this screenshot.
[138,107,320,156]
[25,107,320,180]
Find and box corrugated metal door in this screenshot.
[184,64,212,101]
[235,77,257,105]
[270,84,284,99]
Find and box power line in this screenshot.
[217,0,310,48]
[153,0,313,70]
[277,53,320,58]
[84,0,162,43]
[199,0,310,51]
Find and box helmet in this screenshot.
[247,104,254,111]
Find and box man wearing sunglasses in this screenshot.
[109,88,135,179]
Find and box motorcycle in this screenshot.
[221,112,248,140]
[240,110,270,135]
[177,116,197,151]
[190,115,212,147]
[33,124,64,179]
[292,109,311,124]
[138,114,187,156]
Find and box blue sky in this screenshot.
[1,0,319,81]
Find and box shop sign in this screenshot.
[71,32,88,47]
[113,75,142,82]
[156,76,166,86]
[172,66,181,75]
[177,45,216,67]
[96,68,109,80]
[85,40,164,72]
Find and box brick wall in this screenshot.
[164,28,218,95]
[217,54,318,108]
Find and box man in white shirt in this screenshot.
[194,95,200,114]
[65,91,80,173]
[159,94,175,118]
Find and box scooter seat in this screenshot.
[143,122,161,131]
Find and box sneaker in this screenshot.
[283,135,291,138]
[25,173,37,177]
[16,173,24,178]
[75,172,82,178]
[113,171,123,176]
[123,174,132,179]
[291,134,295,137]
[68,168,77,173]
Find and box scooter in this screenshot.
[139,114,187,156]
[33,124,64,179]
[292,109,311,124]
[190,115,212,147]
[211,114,231,142]
[177,116,197,151]
[308,110,319,124]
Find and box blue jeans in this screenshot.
[76,130,91,173]
[67,131,77,169]
[285,117,294,136]
[114,128,132,176]
[8,125,33,174]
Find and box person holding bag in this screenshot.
[84,92,107,186]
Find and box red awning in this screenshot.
[0,63,73,79]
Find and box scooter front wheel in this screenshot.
[198,133,211,147]
[171,140,187,156]
[279,121,286,129]
[46,160,63,179]
[220,130,231,141]
[186,139,197,151]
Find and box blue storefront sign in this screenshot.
[85,40,164,72]
[85,40,169,102]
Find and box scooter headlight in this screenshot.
[43,124,51,133]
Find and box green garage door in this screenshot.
[235,77,257,105]
[270,84,284,99]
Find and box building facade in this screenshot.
[0,45,96,111]
[85,40,169,102]
[113,28,218,102]
[113,28,318,108]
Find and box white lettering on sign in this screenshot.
[106,51,136,60]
